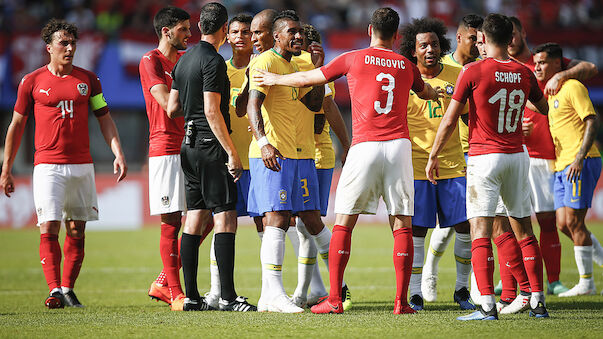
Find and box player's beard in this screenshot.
[509,40,526,58]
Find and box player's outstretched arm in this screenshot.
[545,59,598,96]
[167,89,183,118]
[416,83,444,102]
[426,99,464,184]
[567,114,599,183]
[235,76,250,118]
[97,113,128,182]
[247,89,283,172]
[529,95,549,116]
[0,112,27,197]
[253,68,327,88]
[204,91,242,182]
[300,84,325,112]
[323,96,350,165]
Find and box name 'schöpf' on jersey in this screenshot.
[494,71,521,83]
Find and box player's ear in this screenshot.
[367,24,372,38]
[161,27,170,39]
[46,44,52,54]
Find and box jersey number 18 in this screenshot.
[488,88,525,133]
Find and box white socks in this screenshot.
[454,232,472,291]
[260,227,287,300]
[481,294,496,312]
[590,233,603,266]
[423,225,454,277]
[530,291,545,309]
[410,236,425,296]
[575,245,594,285]
[293,219,316,299]
[209,233,221,297]
[287,226,300,257]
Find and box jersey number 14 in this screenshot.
[57,100,74,118]
[488,88,525,133]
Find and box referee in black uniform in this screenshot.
[167,2,255,312]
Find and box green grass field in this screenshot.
[1,223,602,338]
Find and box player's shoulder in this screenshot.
[141,49,160,62]
[72,66,99,81]
[560,78,587,94]
[441,62,463,77]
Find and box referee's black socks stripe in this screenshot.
[181,233,202,301]
[215,232,237,302]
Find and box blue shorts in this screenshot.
[235,170,259,217]
[295,159,321,213]
[248,157,301,215]
[554,157,602,210]
[317,168,334,216]
[413,177,467,228]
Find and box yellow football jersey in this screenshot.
[226,58,252,170]
[292,51,320,160]
[248,49,309,159]
[407,63,466,180]
[315,82,337,169]
[548,79,600,172]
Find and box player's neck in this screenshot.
[452,50,472,66]
[369,39,393,50]
[486,45,510,61]
[513,46,532,64]
[419,63,442,79]
[47,62,73,77]
[157,40,180,63]
[201,35,223,52]
[231,51,251,69]
[272,46,292,62]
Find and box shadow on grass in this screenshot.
[547,299,603,311]
[347,301,467,312]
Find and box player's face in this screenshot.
[476,30,487,58]
[415,32,441,68]
[250,18,273,53]
[47,30,76,66]
[508,25,525,57]
[533,52,561,83]
[274,20,304,56]
[168,20,191,50]
[228,21,252,55]
[458,27,479,59]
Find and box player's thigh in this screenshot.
[435,176,467,227]
[180,146,207,211]
[33,164,68,224]
[235,170,251,217]
[527,157,555,213]
[334,141,382,215]
[382,138,413,216]
[316,168,334,217]
[560,157,602,210]
[148,154,186,215]
[293,159,321,214]
[63,164,99,222]
[412,179,437,228]
[248,157,296,215]
[197,141,237,214]
[499,152,531,218]
[465,154,503,219]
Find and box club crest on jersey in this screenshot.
[554,100,559,109]
[161,196,170,206]
[77,83,88,96]
[278,190,287,203]
[445,84,454,95]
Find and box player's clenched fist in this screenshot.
[0,171,15,197]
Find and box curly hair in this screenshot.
[41,18,78,44]
[399,17,450,64]
[303,24,321,44]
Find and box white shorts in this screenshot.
[527,157,555,213]
[466,152,531,219]
[149,154,186,215]
[33,163,98,225]
[334,138,413,216]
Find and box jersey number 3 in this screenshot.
[374,73,395,114]
[488,88,525,133]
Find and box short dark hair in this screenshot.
[273,10,299,33]
[482,13,513,46]
[229,13,252,30]
[41,18,78,44]
[399,17,451,64]
[370,7,399,40]
[153,6,190,39]
[199,2,228,35]
[509,16,523,32]
[533,42,563,61]
[303,24,321,44]
[459,14,483,30]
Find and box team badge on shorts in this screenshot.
[278,190,287,203]
[161,196,170,207]
[36,207,43,217]
[445,84,454,95]
[77,83,89,96]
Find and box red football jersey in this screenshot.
[14,66,108,165]
[518,56,570,160]
[320,47,424,145]
[139,49,185,157]
[452,58,543,156]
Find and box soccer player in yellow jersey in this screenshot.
[400,18,473,311]
[534,43,602,296]
[246,10,324,313]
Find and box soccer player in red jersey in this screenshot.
[426,14,549,320]
[0,19,127,308]
[139,6,193,310]
[254,7,441,314]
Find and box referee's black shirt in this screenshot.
[171,40,231,138]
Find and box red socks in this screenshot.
[472,237,495,295]
[40,234,62,291]
[494,232,530,293]
[519,236,544,292]
[538,216,561,283]
[393,228,413,303]
[328,225,352,303]
[160,222,183,298]
[62,235,85,289]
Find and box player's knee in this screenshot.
[161,223,180,239]
[411,226,428,237]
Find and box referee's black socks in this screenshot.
[215,232,237,302]
[181,233,202,301]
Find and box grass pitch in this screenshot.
[1,223,602,338]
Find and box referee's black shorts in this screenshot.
[180,138,237,213]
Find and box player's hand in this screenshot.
[522,117,534,136]
[0,170,15,197]
[425,156,440,185]
[544,73,564,96]
[566,157,583,183]
[252,69,278,86]
[309,42,325,68]
[432,86,445,105]
[114,155,128,182]
[261,144,283,172]
[227,154,243,182]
